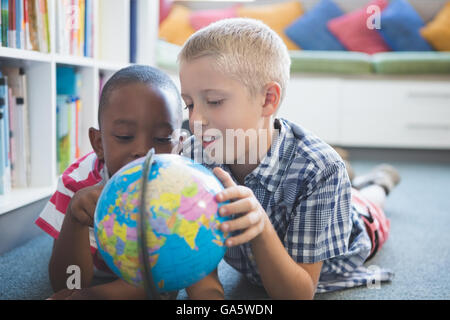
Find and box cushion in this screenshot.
[373,52,450,74]
[290,50,373,74]
[189,5,240,31]
[327,0,391,54]
[159,5,195,46]
[378,0,432,51]
[285,0,345,51]
[421,1,450,51]
[159,0,173,25]
[237,1,304,50]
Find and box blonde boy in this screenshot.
[179,18,395,299]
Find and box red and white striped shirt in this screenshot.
[35,152,113,273]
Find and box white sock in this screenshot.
[359,184,387,209]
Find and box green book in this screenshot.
[1,0,8,47]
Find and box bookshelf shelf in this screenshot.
[0,47,52,63]
[54,54,95,68]
[0,186,55,215]
[0,0,159,215]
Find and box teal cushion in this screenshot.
[157,40,450,75]
[373,52,450,74]
[290,50,373,74]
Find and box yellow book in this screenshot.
[78,0,85,56]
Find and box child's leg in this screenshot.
[359,184,387,209]
[352,164,401,196]
[351,165,400,260]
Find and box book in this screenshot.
[0,75,11,195]
[84,0,92,57]
[42,0,50,52]
[23,0,32,50]
[7,88,15,188]
[56,95,70,174]
[8,0,16,48]
[55,0,94,57]
[27,0,39,51]
[15,0,23,49]
[56,66,82,173]
[78,0,85,56]
[1,0,8,47]
[0,93,5,195]
[35,0,46,52]
[12,96,28,187]
[3,67,30,188]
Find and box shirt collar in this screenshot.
[243,118,293,192]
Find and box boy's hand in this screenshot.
[68,185,104,227]
[47,288,95,300]
[213,167,268,247]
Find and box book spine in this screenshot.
[75,98,80,159]
[84,0,90,57]
[0,78,5,195]
[78,0,84,56]
[8,0,16,48]
[69,0,76,55]
[1,0,8,47]
[7,88,14,188]
[23,0,31,50]
[43,0,50,52]
[35,0,46,52]
[16,0,23,49]
[0,77,10,171]
[19,68,30,186]
[27,0,39,51]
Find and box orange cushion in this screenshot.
[421,2,450,51]
[159,5,195,46]
[237,1,303,50]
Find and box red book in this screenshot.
[23,0,30,49]
[8,0,17,48]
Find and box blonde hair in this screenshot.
[178,18,291,103]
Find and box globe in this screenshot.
[94,152,230,295]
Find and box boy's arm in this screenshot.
[186,269,224,300]
[52,271,223,300]
[250,218,323,299]
[50,279,147,300]
[49,185,103,292]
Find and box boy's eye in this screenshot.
[154,137,173,144]
[207,100,224,106]
[115,135,133,141]
[184,104,194,110]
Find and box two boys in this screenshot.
[37,18,397,299]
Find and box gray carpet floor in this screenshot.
[1,150,449,300]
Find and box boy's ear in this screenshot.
[261,81,281,117]
[89,127,104,161]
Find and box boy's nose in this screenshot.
[189,105,208,128]
[132,149,147,159]
[132,139,151,159]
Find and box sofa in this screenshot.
[157,0,450,149]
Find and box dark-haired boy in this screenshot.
[36,65,185,299]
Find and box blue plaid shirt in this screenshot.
[182,118,393,293]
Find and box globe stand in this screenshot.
[138,148,162,300]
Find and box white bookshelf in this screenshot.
[0,0,160,215]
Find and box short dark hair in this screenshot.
[98,65,182,127]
